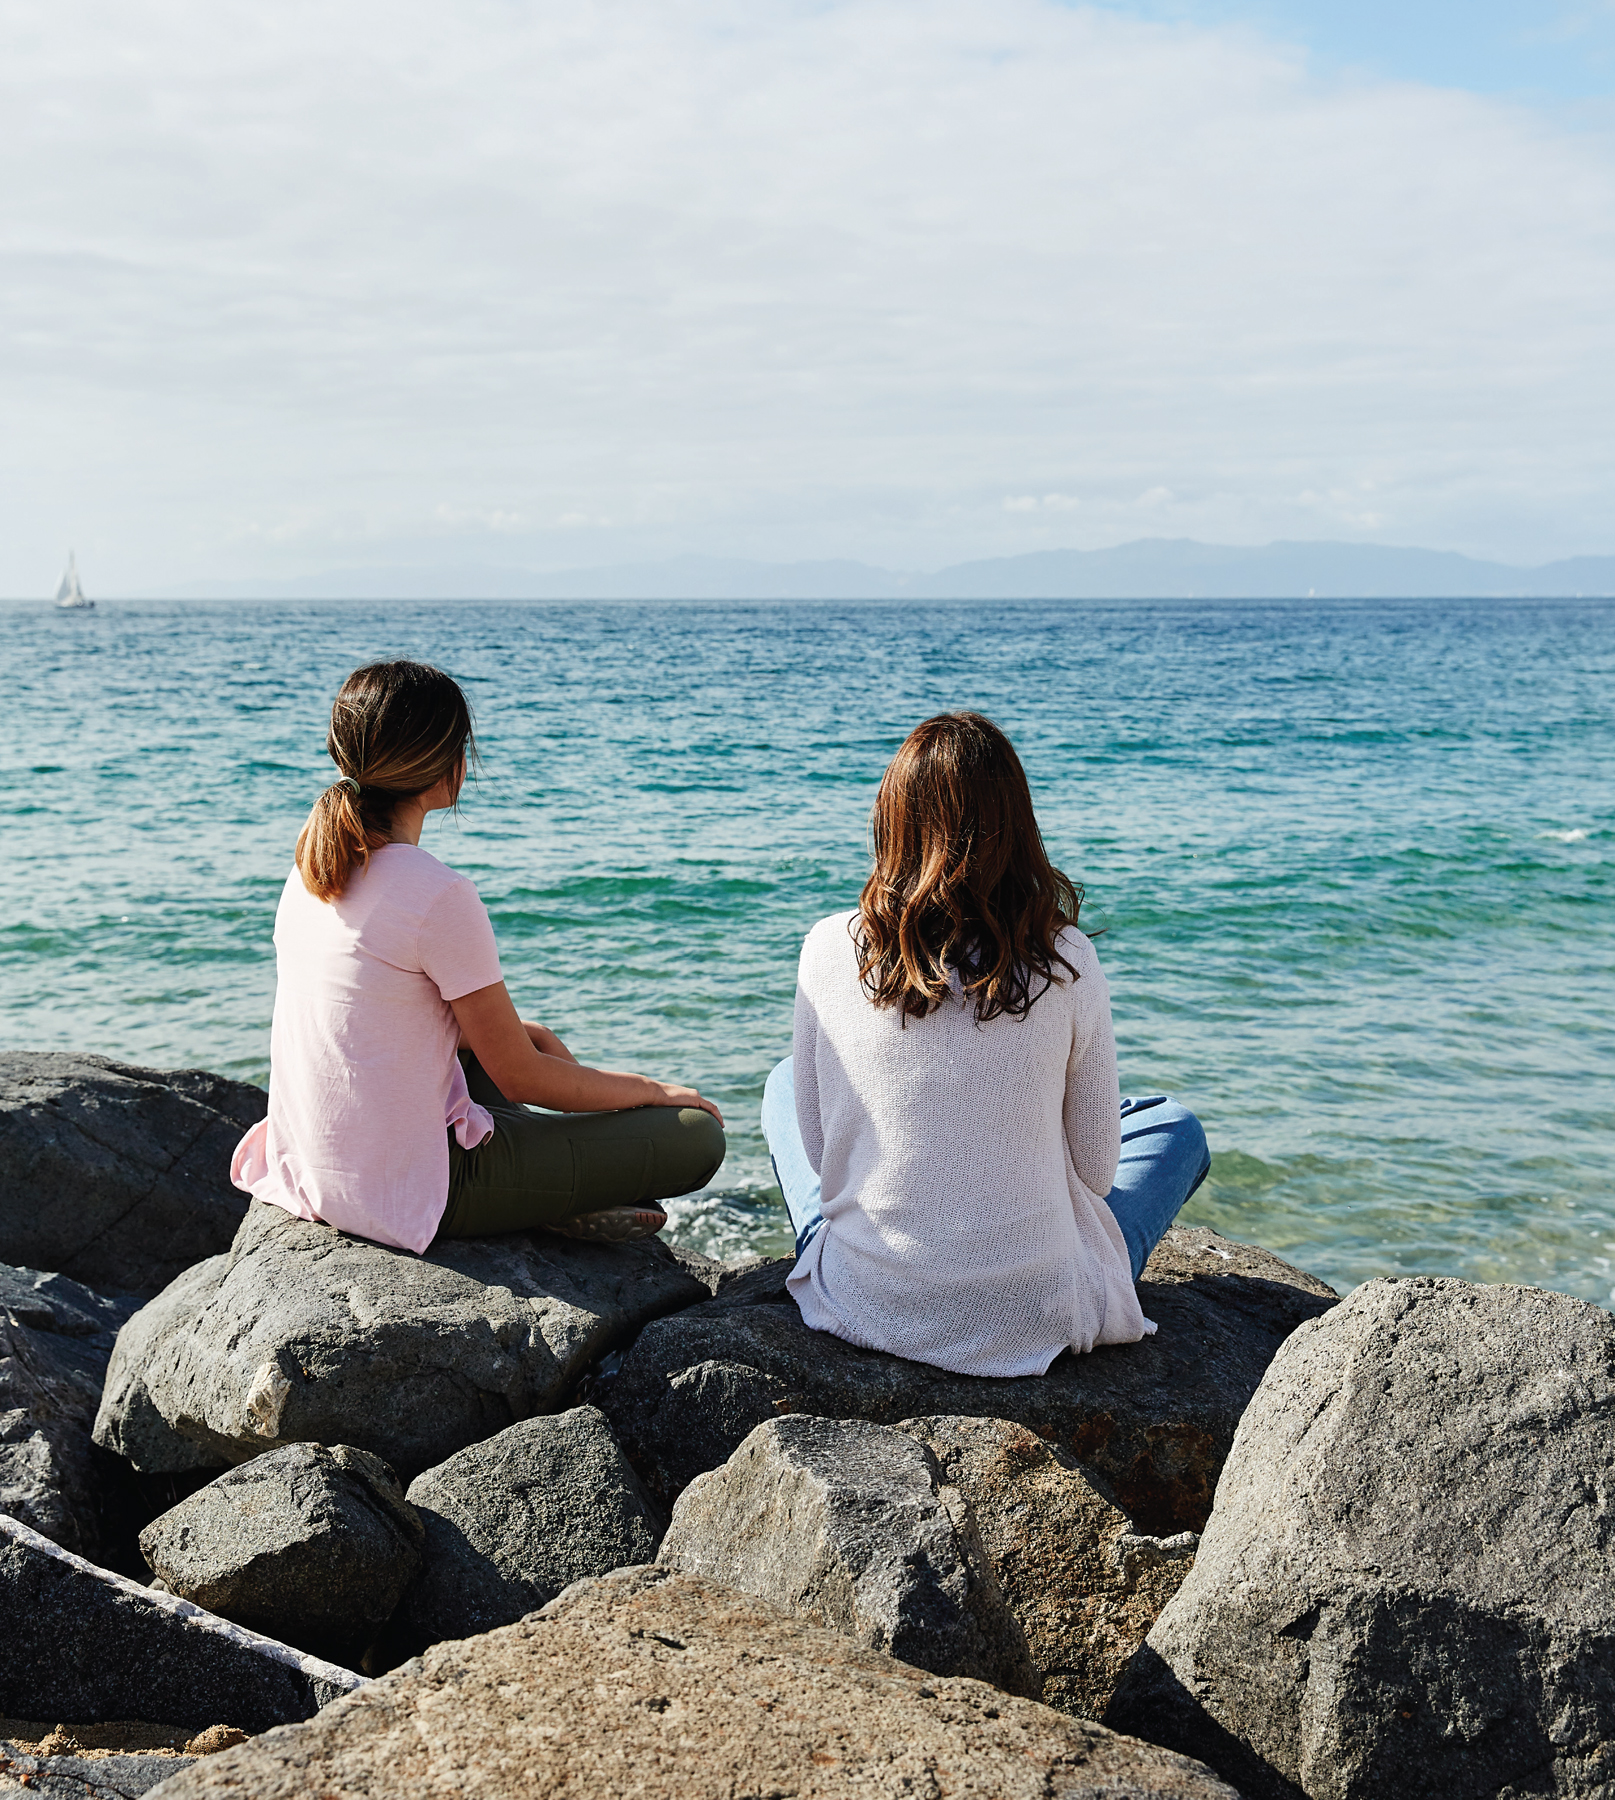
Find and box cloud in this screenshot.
[1003,493,1107,513]
[2,0,1613,590]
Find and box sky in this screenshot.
[3,0,1613,594]
[1114,1,1615,98]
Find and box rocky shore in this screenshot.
[2,1050,1611,1799]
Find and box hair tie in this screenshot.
[333,774,362,796]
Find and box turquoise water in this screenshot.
[2,597,1611,1300]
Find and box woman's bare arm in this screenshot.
[452,981,723,1123]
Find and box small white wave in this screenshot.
[1540,827,1591,842]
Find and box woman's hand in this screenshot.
[654,1083,725,1126]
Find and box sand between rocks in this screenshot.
[0,1719,247,1759]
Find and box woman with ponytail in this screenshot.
[761,711,1208,1378]
[231,660,725,1253]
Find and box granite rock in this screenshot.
[1,1264,140,1560]
[90,1259,233,1477]
[662,1242,730,1297]
[1107,1276,1615,1800]
[0,1055,265,1299]
[0,1263,141,1349]
[658,1414,1040,1696]
[898,1414,1197,1720]
[139,1444,423,1664]
[0,1512,362,1737]
[143,1565,1242,1799]
[388,1405,662,1660]
[606,1225,1336,1532]
[1,1312,110,1560]
[94,1200,709,1480]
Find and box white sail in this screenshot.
[54,553,92,609]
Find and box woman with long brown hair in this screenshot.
[231,659,724,1253]
[761,711,1207,1376]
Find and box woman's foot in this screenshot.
[545,1205,668,1244]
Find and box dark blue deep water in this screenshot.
[3,596,1611,1298]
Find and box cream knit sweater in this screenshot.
[785,910,1150,1377]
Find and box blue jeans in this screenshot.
[760,1056,1210,1281]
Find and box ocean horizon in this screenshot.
[4,593,1611,1304]
[61,534,1615,604]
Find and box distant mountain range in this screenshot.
[146,539,1615,602]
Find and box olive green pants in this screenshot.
[437,1052,726,1239]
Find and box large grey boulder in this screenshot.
[0,1511,362,1736]
[899,1415,1198,1721]
[1,1264,140,1560]
[605,1225,1336,1533]
[94,1200,709,1480]
[659,1414,1040,1697]
[0,1055,265,1299]
[388,1405,662,1660]
[145,1565,1242,1799]
[1107,1276,1615,1800]
[139,1443,423,1664]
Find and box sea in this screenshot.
[3,596,1611,1303]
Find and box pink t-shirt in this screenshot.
[230,844,504,1253]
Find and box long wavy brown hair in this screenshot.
[295,661,476,902]
[855,712,1082,1023]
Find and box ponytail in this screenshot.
[295,781,389,903]
[294,662,476,902]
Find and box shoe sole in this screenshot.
[544,1206,668,1244]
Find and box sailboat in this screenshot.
[54,553,94,611]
